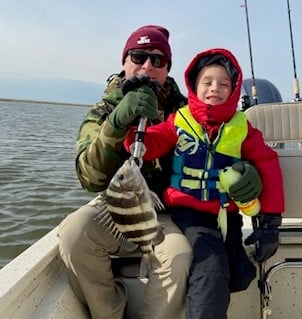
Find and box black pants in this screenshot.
[171,208,256,319]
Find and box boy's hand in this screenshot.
[229,161,262,202]
[244,214,282,262]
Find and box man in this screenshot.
[58,25,193,319]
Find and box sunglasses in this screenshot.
[128,50,167,68]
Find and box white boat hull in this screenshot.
[0,227,88,319]
[0,220,302,319]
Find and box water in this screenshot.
[0,100,96,268]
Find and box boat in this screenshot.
[1,101,302,319]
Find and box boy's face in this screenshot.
[195,64,232,105]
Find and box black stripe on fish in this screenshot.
[107,182,138,193]
[106,195,141,209]
[123,227,158,239]
[107,182,144,197]
[110,211,156,225]
[133,241,154,248]
[106,203,153,216]
[139,247,153,254]
[94,206,139,252]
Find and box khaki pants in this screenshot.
[58,196,192,319]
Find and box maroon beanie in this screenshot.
[122,25,172,70]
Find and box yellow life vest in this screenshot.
[174,106,247,159]
[172,105,248,198]
[172,105,248,240]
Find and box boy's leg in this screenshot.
[185,226,230,319]
[172,209,230,319]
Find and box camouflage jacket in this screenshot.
[76,71,187,197]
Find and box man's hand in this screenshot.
[121,75,159,95]
[108,85,158,130]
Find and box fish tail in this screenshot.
[139,253,151,278]
[139,251,161,278]
[151,225,165,246]
[149,251,161,269]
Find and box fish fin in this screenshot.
[217,207,227,242]
[139,254,150,278]
[118,238,139,252]
[150,191,165,212]
[151,226,165,246]
[158,222,166,231]
[149,252,161,269]
[94,206,138,252]
[139,252,161,278]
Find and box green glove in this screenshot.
[108,85,158,130]
[229,161,262,202]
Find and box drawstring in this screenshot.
[177,109,229,240]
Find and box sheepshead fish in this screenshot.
[95,159,165,277]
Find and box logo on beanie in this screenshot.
[137,36,151,44]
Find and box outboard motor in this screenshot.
[239,78,283,110]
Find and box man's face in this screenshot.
[123,48,169,86]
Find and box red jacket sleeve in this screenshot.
[124,114,178,160]
[241,122,285,214]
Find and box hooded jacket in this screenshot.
[124,48,284,215]
[76,72,187,193]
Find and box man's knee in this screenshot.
[58,205,96,260]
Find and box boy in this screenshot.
[124,48,284,319]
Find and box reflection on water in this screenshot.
[0,101,95,268]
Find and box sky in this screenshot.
[0,0,302,103]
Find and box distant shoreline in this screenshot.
[0,97,92,107]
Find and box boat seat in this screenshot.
[245,102,302,315]
[245,101,302,244]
